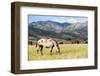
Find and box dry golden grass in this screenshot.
[28,44,88,61]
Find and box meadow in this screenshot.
[28,44,88,61]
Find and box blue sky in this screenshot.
[28,15,88,24]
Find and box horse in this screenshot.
[35,38,60,55]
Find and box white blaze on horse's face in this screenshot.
[37,38,53,48]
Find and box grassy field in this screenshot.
[28,44,88,61]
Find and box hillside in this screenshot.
[28,20,88,42]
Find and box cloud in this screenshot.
[66,18,78,23]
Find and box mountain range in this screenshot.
[28,20,88,41]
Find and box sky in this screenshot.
[28,15,88,24]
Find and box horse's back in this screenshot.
[37,38,53,47]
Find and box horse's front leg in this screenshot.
[36,46,40,54]
[57,48,60,55]
[40,46,43,55]
[50,46,54,55]
[55,45,60,55]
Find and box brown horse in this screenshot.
[36,38,60,55]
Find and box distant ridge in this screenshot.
[28,20,88,41]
